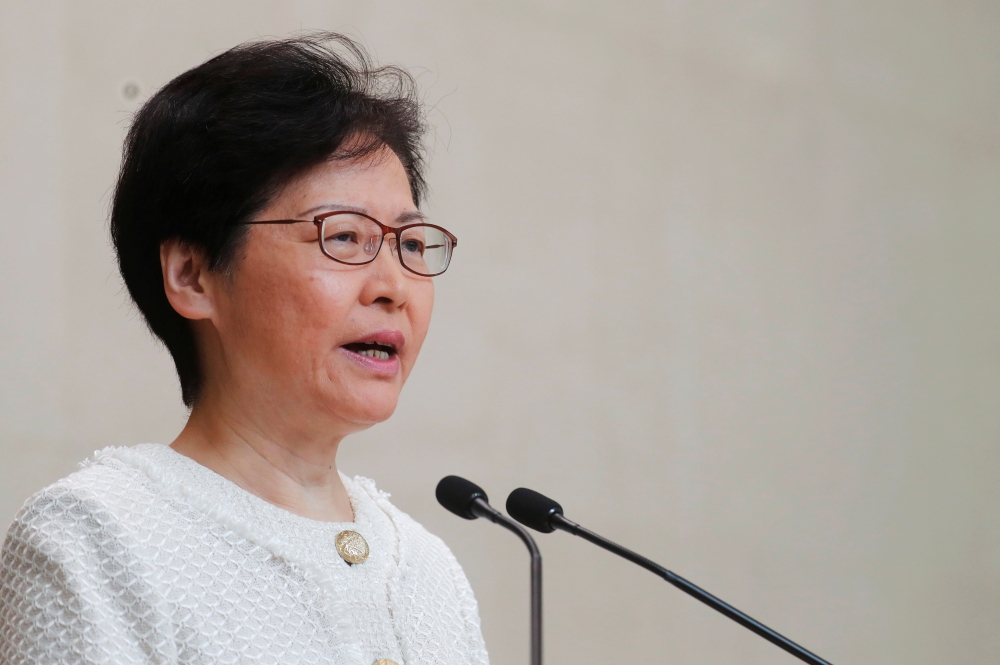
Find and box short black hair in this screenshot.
[110,33,427,407]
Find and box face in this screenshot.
[201,148,434,436]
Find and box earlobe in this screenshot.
[160,240,215,321]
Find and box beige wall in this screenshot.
[2,1,999,663]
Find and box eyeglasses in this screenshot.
[241,210,457,277]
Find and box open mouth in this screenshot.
[342,341,397,361]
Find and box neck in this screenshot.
[170,392,355,522]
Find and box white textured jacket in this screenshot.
[0,444,490,665]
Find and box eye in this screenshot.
[401,238,424,255]
[326,231,358,244]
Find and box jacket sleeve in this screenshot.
[0,483,174,665]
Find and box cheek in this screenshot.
[227,261,356,363]
[404,283,435,361]
[299,271,356,329]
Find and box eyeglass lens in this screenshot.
[320,214,452,276]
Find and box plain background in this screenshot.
[2,1,998,663]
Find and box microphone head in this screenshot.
[506,487,564,533]
[436,475,490,520]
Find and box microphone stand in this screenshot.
[470,497,543,665]
[550,512,831,665]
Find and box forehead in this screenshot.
[265,148,415,220]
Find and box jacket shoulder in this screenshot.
[4,454,176,560]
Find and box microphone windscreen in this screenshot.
[436,475,489,520]
[506,488,563,533]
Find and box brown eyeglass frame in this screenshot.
[241,210,458,277]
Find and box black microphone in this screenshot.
[436,477,542,665]
[506,487,833,665]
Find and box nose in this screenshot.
[359,236,410,308]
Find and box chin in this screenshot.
[333,393,400,428]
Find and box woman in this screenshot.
[0,34,488,665]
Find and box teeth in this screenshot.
[359,348,391,360]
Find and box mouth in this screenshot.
[341,341,398,361]
[339,329,405,372]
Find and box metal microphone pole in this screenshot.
[553,513,830,665]
[470,497,542,665]
[436,476,542,665]
[507,487,832,665]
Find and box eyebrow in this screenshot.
[297,202,427,225]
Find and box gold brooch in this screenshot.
[335,530,369,564]
[372,660,399,665]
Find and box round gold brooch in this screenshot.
[372,660,399,665]
[335,530,369,564]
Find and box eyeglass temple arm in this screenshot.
[240,219,314,225]
[239,219,458,248]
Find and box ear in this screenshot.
[160,240,217,321]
